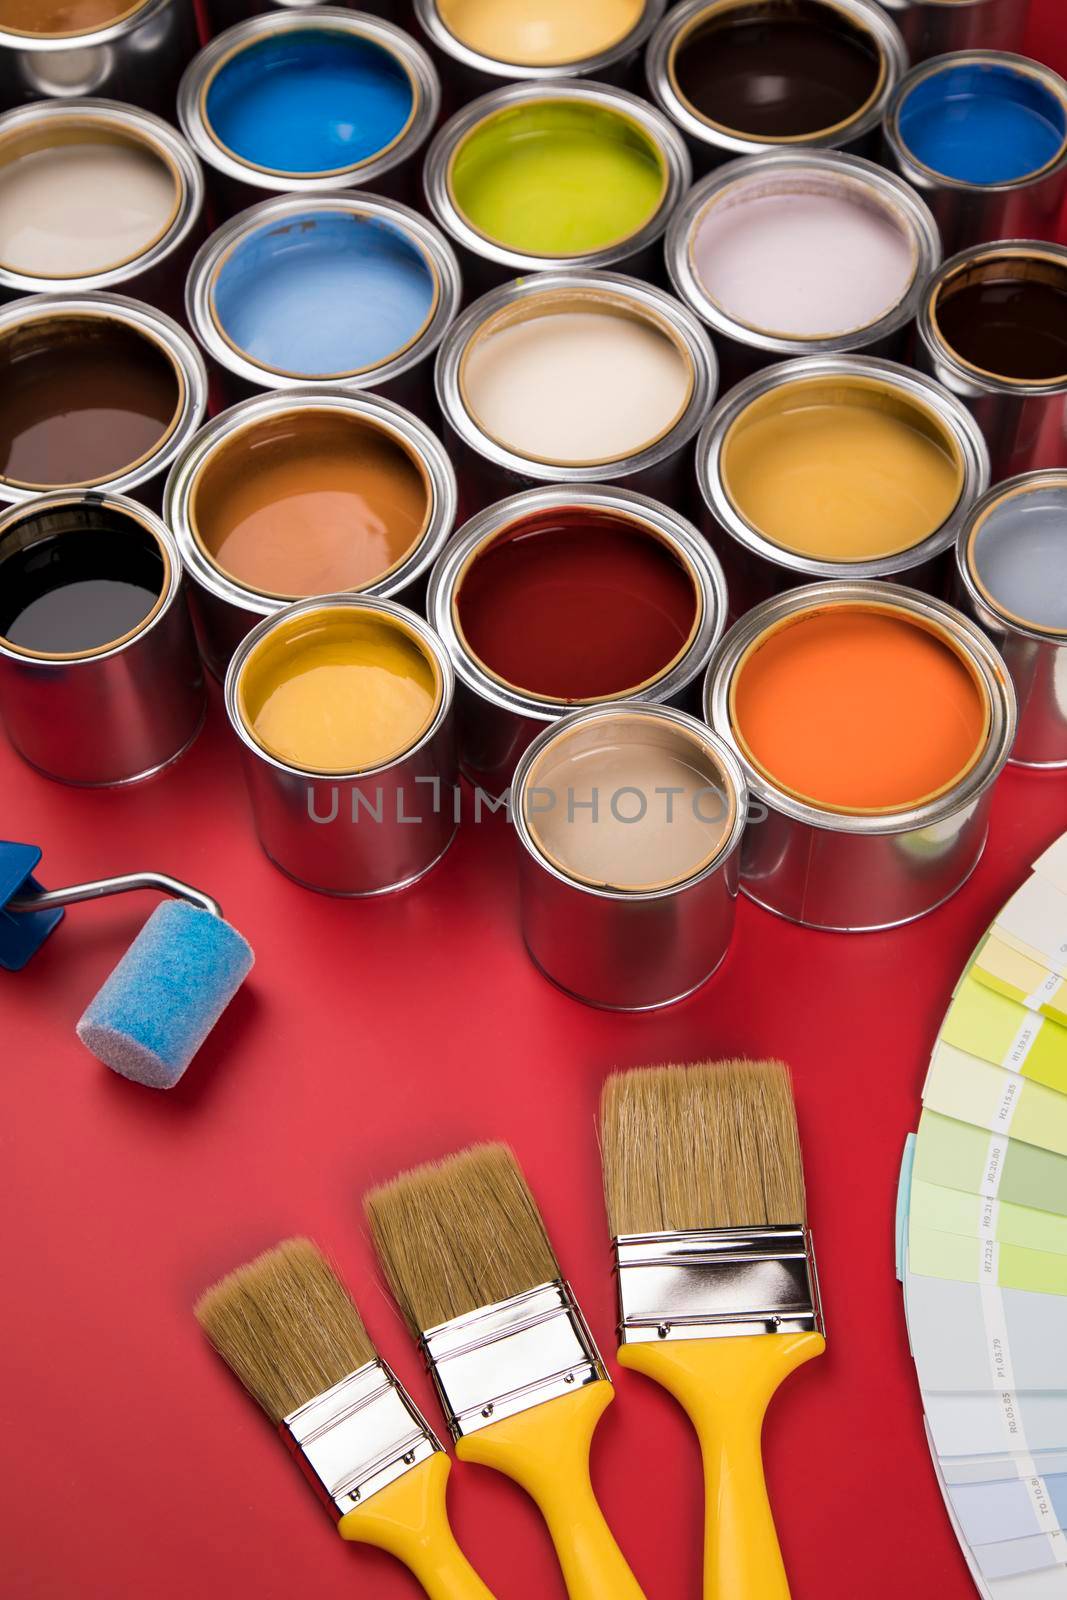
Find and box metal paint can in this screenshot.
[434,270,717,520]
[873,0,1030,60]
[422,79,691,297]
[225,595,458,896]
[665,149,939,387]
[205,0,411,33]
[511,701,748,1009]
[0,0,198,117]
[916,241,1067,481]
[646,0,908,173]
[166,387,457,680]
[884,52,1067,253]
[427,484,728,794]
[696,354,990,612]
[703,581,1016,930]
[0,490,204,785]
[955,471,1067,768]
[185,192,462,413]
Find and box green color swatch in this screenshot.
[915,1110,1067,1216]
[941,975,1067,1094]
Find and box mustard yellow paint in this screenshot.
[436,0,644,67]
[238,605,439,773]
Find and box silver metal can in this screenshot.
[646,0,908,173]
[0,0,199,117]
[703,580,1016,930]
[423,79,691,297]
[165,387,458,680]
[178,10,441,217]
[427,484,729,794]
[185,192,462,413]
[665,149,940,387]
[884,52,1067,254]
[205,0,410,32]
[225,595,458,896]
[696,354,990,613]
[434,270,717,520]
[0,490,204,785]
[0,99,205,316]
[916,241,1067,481]
[511,702,748,1009]
[955,471,1067,769]
[873,0,1030,60]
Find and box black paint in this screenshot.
[0,517,164,653]
[935,264,1067,382]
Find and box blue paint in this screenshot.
[898,63,1067,185]
[205,29,414,176]
[213,210,436,376]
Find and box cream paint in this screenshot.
[435,0,643,66]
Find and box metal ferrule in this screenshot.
[614,1225,823,1344]
[873,0,1030,61]
[282,1359,442,1517]
[420,1280,607,1442]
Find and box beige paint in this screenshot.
[436,0,643,66]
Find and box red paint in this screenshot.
[454,509,699,700]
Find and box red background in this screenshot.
[4,7,1067,1597]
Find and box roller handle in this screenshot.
[338,1452,495,1600]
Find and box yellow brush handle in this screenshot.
[619,1331,825,1600]
[338,1453,495,1600]
[456,1383,646,1600]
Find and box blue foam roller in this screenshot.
[76,900,254,1089]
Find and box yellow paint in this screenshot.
[436,0,644,66]
[237,605,439,774]
[722,376,964,562]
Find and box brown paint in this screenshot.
[0,1,146,36]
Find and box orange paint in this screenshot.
[730,604,989,812]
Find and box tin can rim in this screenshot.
[0,0,171,48]
[956,469,1067,644]
[412,0,666,80]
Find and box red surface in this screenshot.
[4,11,1067,1600]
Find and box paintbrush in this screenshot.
[195,1238,495,1599]
[600,1060,825,1600]
[366,1142,647,1600]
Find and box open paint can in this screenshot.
[206,2,411,32]
[0,0,198,117]
[917,241,1067,480]
[0,491,204,785]
[0,291,207,512]
[885,52,1067,252]
[186,192,461,413]
[178,11,440,216]
[166,387,457,680]
[955,471,1067,768]
[511,702,748,1009]
[435,270,717,518]
[873,0,1030,61]
[225,595,457,895]
[0,98,203,313]
[666,150,940,385]
[423,79,690,294]
[646,0,907,172]
[696,355,990,611]
[704,581,1016,930]
[427,484,727,793]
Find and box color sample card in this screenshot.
[974,935,1067,1029]
[951,1476,1067,1546]
[942,1451,1067,1488]
[904,1270,1067,1391]
[941,978,1067,1095]
[923,1044,1067,1158]
[1035,838,1067,898]
[909,1226,1067,1296]
[914,1112,1067,1216]
[997,877,1067,980]
[911,1177,1067,1254]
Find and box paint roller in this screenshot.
[1,840,253,1089]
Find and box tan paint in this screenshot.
[436,0,644,66]
[0,0,147,37]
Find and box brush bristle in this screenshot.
[600,1059,807,1237]
[194,1238,376,1424]
[365,1142,560,1335]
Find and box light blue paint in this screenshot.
[899,63,1067,185]
[213,210,436,375]
[205,29,414,175]
[972,484,1067,631]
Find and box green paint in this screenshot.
[449,100,666,257]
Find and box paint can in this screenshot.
[186,192,462,413]
[427,484,728,794]
[703,581,1016,930]
[178,10,440,218]
[955,471,1067,768]
[0,291,208,513]
[645,0,907,173]
[0,99,204,316]
[0,490,204,785]
[0,0,198,117]
[916,241,1067,480]
[423,79,690,297]
[665,149,940,387]
[434,271,717,520]
[511,702,747,1009]
[884,52,1067,253]
[166,387,457,680]
[696,355,990,613]
[205,0,411,34]
[873,0,1030,61]
[225,595,458,896]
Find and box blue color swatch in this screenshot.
[899,62,1067,185]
